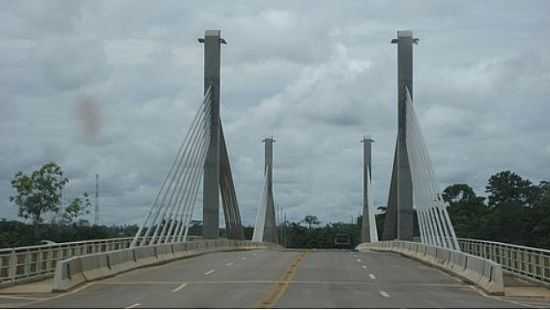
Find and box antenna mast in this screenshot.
[95,174,99,225]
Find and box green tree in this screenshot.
[525,181,550,248]
[9,162,69,224]
[442,184,478,203]
[302,215,320,230]
[63,193,92,224]
[486,171,538,208]
[443,184,489,239]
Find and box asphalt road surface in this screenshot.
[7,249,539,308]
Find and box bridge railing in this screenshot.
[0,235,199,287]
[53,239,277,291]
[358,240,504,294]
[458,238,550,285]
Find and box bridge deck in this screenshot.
[2,249,546,308]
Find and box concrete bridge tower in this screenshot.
[361,136,378,243]
[383,30,419,241]
[200,30,225,239]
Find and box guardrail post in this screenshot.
[530,251,536,278]
[543,255,548,282]
[8,249,16,283]
[24,250,31,278]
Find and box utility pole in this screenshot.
[95,174,99,226]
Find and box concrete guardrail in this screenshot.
[53,239,277,292]
[357,240,504,295]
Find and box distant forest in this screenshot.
[1,163,548,250]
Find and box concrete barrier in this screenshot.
[156,244,174,261]
[80,253,110,281]
[134,246,157,267]
[53,257,85,291]
[53,240,277,292]
[173,243,189,258]
[108,249,137,275]
[357,241,504,295]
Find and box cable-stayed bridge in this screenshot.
[1,30,549,308]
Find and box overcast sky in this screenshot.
[1,1,549,227]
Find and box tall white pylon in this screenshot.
[252,137,278,243]
[361,136,378,243]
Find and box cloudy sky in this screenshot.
[1,1,549,227]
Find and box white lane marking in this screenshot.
[379,290,390,298]
[356,258,361,262]
[225,262,233,266]
[0,295,45,301]
[241,257,247,260]
[361,265,367,269]
[204,269,215,275]
[369,273,376,280]
[125,303,141,309]
[171,282,188,293]
[252,253,257,256]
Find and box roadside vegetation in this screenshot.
[2,163,549,250]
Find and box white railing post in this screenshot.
[8,249,16,283]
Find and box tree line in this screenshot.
[2,162,549,250]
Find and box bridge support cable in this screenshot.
[170,131,209,242]
[130,92,206,247]
[147,90,213,245]
[158,107,212,244]
[219,124,244,240]
[147,88,212,245]
[177,127,213,243]
[175,121,243,242]
[175,124,212,243]
[417,209,427,245]
[252,171,269,242]
[130,87,212,247]
[132,89,211,247]
[152,118,209,244]
[403,87,459,250]
[423,210,438,246]
[156,94,214,244]
[143,89,212,245]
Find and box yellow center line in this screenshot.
[256,251,308,308]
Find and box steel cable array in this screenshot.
[365,160,379,242]
[131,87,213,247]
[252,165,270,242]
[404,88,460,250]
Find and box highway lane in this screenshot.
[23,249,298,308]
[18,248,531,308]
[276,249,521,308]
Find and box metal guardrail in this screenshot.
[458,238,550,285]
[0,235,201,286]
